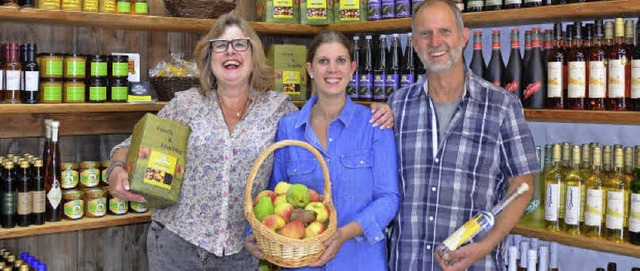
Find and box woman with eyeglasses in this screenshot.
[105,14,394,271]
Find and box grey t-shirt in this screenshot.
[433,99,461,142]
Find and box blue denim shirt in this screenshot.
[269,95,401,271]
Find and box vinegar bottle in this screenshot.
[359,35,374,101]
[589,20,607,111]
[347,35,360,100]
[1,161,18,228]
[31,159,45,225]
[16,161,32,227]
[44,121,62,222]
[385,34,402,99]
[400,33,415,89]
[373,35,387,102]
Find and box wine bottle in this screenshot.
[437,183,530,257]
[607,18,631,111]
[585,146,605,238]
[538,246,549,271]
[359,35,374,101]
[470,31,486,78]
[385,33,402,99]
[523,0,542,7]
[506,29,523,100]
[549,242,559,271]
[545,144,562,231]
[519,146,544,228]
[506,0,522,9]
[625,20,634,49]
[517,240,529,271]
[1,161,18,228]
[400,33,415,89]
[16,161,31,227]
[44,120,62,222]
[415,48,426,83]
[523,30,532,67]
[605,148,627,242]
[347,35,360,100]
[630,146,640,245]
[523,28,546,108]
[567,21,587,110]
[485,0,503,10]
[547,22,566,109]
[373,35,387,102]
[579,144,591,227]
[543,29,553,66]
[558,142,572,223]
[485,30,505,87]
[563,145,583,235]
[31,159,45,225]
[3,43,22,104]
[607,262,617,271]
[526,249,537,271]
[21,43,38,104]
[466,0,484,12]
[589,20,607,111]
[508,246,518,271]
[632,18,640,111]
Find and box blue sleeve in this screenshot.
[353,127,401,245]
[269,118,289,191]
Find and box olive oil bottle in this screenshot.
[585,146,605,238]
[545,144,563,231]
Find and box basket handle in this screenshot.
[244,140,333,208]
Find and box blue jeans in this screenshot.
[147,220,259,271]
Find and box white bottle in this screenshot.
[527,249,538,271]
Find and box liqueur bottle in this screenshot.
[567,22,587,110]
[630,146,640,245]
[44,121,62,222]
[584,145,605,239]
[1,161,18,228]
[545,144,563,231]
[385,34,402,98]
[485,30,505,87]
[21,43,38,104]
[347,35,360,100]
[547,22,566,109]
[607,18,631,111]
[358,35,374,101]
[470,31,486,78]
[16,161,31,227]
[373,35,387,102]
[605,148,628,242]
[454,0,464,11]
[589,20,607,110]
[415,48,426,83]
[31,159,45,225]
[523,28,546,108]
[3,43,21,104]
[400,33,415,89]
[543,29,553,67]
[558,142,572,223]
[563,146,583,235]
[625,20,635,49]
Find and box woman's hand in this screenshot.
[308,228,348,267]
[369,102,395,129]
[244,234,264,259]
[108,166,146,203]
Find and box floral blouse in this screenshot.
[111,88,298,256]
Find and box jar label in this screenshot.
[130,201,148,212]
[17,191,32,215]
[66,86,86,101]
[134,2,148,14]
[102,169,107,183]
[62,169,79,189]
[117,1,131,13]
[1,192,17,215]
[83,0,99,10]
[81,168,100,187]
[62,0,82,9]
[90,86,107,101]
[64,199,84,219]
[90,62,108,77]
[44,86,63,102]
[32,190,46,213]
[112,62,129,77]
[45,59,63,76]
[87,198,107,217]
[42,0,61,8]
[112,86,128,100]
[24,71,40,91]
[109,198,128,214]
[101,0,116,12]
[66,60,86,77]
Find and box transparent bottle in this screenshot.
[630,146,640,245]
[585,146,605,238]
[605,148,628,242]
[563,145,583,235]
[519,146,544,228]
[545,144,563,232]
[44,121,62,222]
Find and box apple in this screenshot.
[305,202,329,223]
[305,221,326,238]
[274,202,294,222]
[280,220,305,239]
[273,194,287,207]
[308,189,321,202]
[262,215,286,232]
[274,181,292,195]
[254,190,276,206]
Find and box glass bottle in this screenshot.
[359,35,374,101]
[385,33,402,99]
[373,35,387,102]
[523,30,532,67]
[469,31,486,78]
[579,144,591,228]
[506,0,522,9]
[466,0,484,12]
[558,142,572,222]
[547,22,566,109]
[1,161,17,228]
[543,29,553,66]
[549,242,559,271]
[538,246,549,271]
[415,47,426,83]
[563,145,583,235]
[508,246,518,271]
[607,262,617,271]
[44,121,62,222]
[518,240,529,271]
[453,0,464,12]
[505,28,523,100]
[400,33,415,90]
[485,0,503,10]
[625,20,635,49]
[16,161,31,227]
[31,159,45,226]
[567,21,587,110]
[22,43,39,104]
[545,144,562,231]
[519,146,544,228]
[485,30,505,87]
[3,43,22,104]
[526,249,537,271]
[523,0,541,7]
[630,146,640,245]
[607,18,631,111]
[605,148,627,242]
[632,17,640,111]
[589,20,607,111]
[523,28,546,108]
[347,35,360,100]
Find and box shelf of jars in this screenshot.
[0,102,166,114]
[512,225,640,258]
[0,212,152,240]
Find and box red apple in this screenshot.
[273,194,288,207]
[305,202,329,223]
[308,189,321,202]
[280,220,305,239]
[274,203,294,222]
[262,215,286,232]
[305,221,326,238]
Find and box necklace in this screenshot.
[218,93,251,118]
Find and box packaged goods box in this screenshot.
[267,44,308,101]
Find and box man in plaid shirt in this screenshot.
[387,0,540,270]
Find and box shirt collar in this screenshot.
[294,94,356,129]
[413,66,484,102]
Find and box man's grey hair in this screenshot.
[411,0,465,32]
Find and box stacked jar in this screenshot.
[38,53,64,104]
[60,162,84,220]
[110,55,129,102]
[35,0,147,14]
[87,54,109,103]
[63,54,87,103]
[79,161,107,218]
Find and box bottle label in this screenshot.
[568,61,586,98]
[486,0,501,5]
[585,188,603,226]
[545,183,559,221]
[6,70,21,91]
[381,0,394,19]
[87,198,107,217]
[64,199,84,219]
[359,73,373,99]
[385,73,399,98]
[524,0,541,3]
[442,215,482,251]
[629,193,640,232]
[367,0,381,20]
[523,81,541,100]
[606,190,624,230]
[81,168,100,187]
[547,62,563,98]
[17,191,32,215]
[24,71,40,91]
[112,86,129,100]
[564,185,580,225]
[1,192,17,215]
[62,169,79,189]
[373,72,386,100]
[32,190,46,214]
[505,80,519,93]
[506,0,521,4]
[347,72,359,99]
[417,73,425,83]
[589,60,606,98]
[631,60,640,98]
[395,0,410,17]
[400,73,415,89]
[109,198,128,214]
[608,59,626,98]
[467,0,483,8]
[47,181,62,209]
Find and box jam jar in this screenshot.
[79,161,100,188]
[62,189,85,220]
[61,162,79,189]
[84,187,107,218]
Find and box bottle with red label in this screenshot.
[484,30,505,87]
[505,28,523,100]
[469,31,486,78]
[546,22,566,109]
[523,28,547,109]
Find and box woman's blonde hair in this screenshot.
[194,14,273,95]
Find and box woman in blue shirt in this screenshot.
[245,30,401,270]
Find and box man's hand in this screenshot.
[434,242,491,271]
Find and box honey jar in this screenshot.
[62,189,84,220]
[100,161,110,186]
[61,162,79,189]
[79,161,100,188]
[61,0,82,11]
[39,78,63,104]
[63,79,86,103]
[39,53,63,78]
[64,54,86,79]
[83,0,98,11]
[108,190,128,215]
[110,54,129,78]
[99,0,116,12]
[129,201,148,213]
[84,187,107,218]
[88,54,108,78]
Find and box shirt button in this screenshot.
[431,187,436,192]
[360,160,364,164]
[434,157,440,163]
[326,158,330,162]
[427,245,431,250]
[329,138,333,142]
[375,237,380,241]
[429,216,433,221]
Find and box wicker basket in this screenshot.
[150,76,200,101]
[163,0,237,19]
[244,140,338,268]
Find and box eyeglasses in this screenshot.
[209,38,251,53]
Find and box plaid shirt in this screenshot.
[388,69,540,271]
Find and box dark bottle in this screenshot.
[469,31,486,78]
[553,0,568,4]
[373,35,387,102]
[631,18,640,111]
[18,0,35,7]
[347,35,360,101]
[466,0,484,12]
[16,161,31,227]
[523,30,532,68]
[506,0,522,9]
[523,28,547,109]
[543,29,553,65]
[31,159,45,225]
[358,35,374,101]
[567,21,587,110]
[44,121,62,222]
[415,48,426,83]
[589,20,608,111]
[523,0,542,7]
[3,43,22,104]
[625,20,635,49]
[546,22,567,109]
[607,263,617,271]
[21,43,38,104]
[607,18,631,111]
[400,33,415,89]
[569,0,585,2]
[505,29,523,99]
[1,161,18,228]
[385,34,402,99]
[484,30,505,87]
[485,0,503,10]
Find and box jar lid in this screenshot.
[88,77,108,84]
[101,161,111,168]
[64,53,86,59]
[38,52,64,57]
[87,54,107,62]
[63,189,84,200]
[110,77,129,84]
[63,78,86,84]
[80,161,99,168]
[83,187,105,198]
[110,54,129,62]
[61,162,78,170]
[41,77,63,83]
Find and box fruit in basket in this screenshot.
[309,189,321,202]
[305,202,329,223]
[290,208,317,224]
[274,181,292,195]
[280,220,305,239]
[273,194,288,207]
[286,184,310,208]
[254,190,277,205]
[262,215,286,232]
[274,202,294,222]
[305,221,326,238]
[254,196,275,222]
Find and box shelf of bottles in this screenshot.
[0,248,47,271]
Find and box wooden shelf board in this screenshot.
[524,109,640,125]
[512,225,640,258]
[0,212,151,240]
[0,102,166,114]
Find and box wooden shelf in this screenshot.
[0,212,151,240]
[0,102,166,114]
[512,225,640,258]
[524,109,640,125]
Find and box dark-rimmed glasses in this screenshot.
[209,38,251,53]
